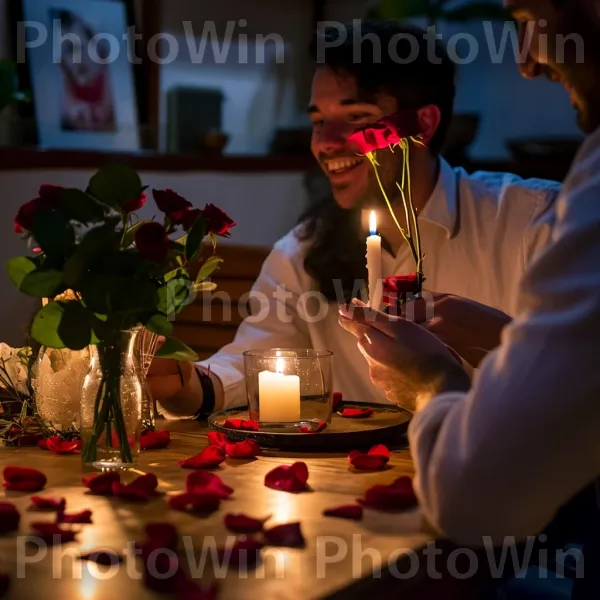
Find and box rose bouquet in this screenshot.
[7,164,235,466]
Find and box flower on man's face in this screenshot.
[201,204,236,237]
[134,222,169,262]
[152,189,192,223]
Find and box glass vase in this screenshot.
[80,328,144,470]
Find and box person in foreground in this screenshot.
[148,20,560,419]
[341,0,600,549]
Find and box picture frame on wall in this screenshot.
[10,0,141,151]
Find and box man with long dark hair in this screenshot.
[148,20,559,418]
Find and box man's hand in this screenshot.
[146,357,196,404]
[339,300,470,412]
[399,293,512,368]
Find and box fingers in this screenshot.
[339,302,404,339]
[147,357,180,377]
[357,327,402,367]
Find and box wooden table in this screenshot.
[0,421,493,599]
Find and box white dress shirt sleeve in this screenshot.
[409,131,600,547]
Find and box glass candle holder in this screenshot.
[243,349,333,431]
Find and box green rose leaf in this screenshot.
[57,301,93,350]
[31,302,66,348]
[158,269,192,318]
[58,189,105,224]
[6,257,36,288]
[146,313,173,337]
[6,257,64,298]
[155,337,198,361]
[195,255,223,283]
[31,210,75,258]
[88,164,143,211]
[185,215,206,263]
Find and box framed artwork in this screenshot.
[10,0,141,150]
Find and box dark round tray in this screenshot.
[208,402,411,452]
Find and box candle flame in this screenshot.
[275,357,285,374]
[369,210,377,235]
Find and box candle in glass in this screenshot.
[366,210,383,310]
[258,357,301,422]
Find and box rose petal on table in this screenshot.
[29,522,77,545]
[225,439,261,459]
[57,509,93,524]
[349,444,391,471]
[224,513,269,534]
[186,471,234,499]
[332,392,343,412]
[0,503,20,534]
[357,476,418,511]
[3,466,47,492]
[223,419,260,431]
[140,429,171,450]
[340,407,374,419]
[168,492,221,514]
[179,446,226,470]
[82,472,120,495]
[264,462,309,493]
[207,431,227,449]
[263,522,305,548]
[217,539,264,568]
[323,505,363,521]
[143,552,188,594]
[135,523,179,559]
[30,496,66,512]
[14,433,44,447]
[79,550,124,566]
[37,438,48,450]
[299,420,327,433]
[112,473,158,501]
[46,436,81,454]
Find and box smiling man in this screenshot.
[147,20,560,419]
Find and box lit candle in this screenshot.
[258,357,301,422]
[366,210,383,310]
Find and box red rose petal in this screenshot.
[358,476,418,511]
[135,523,179,559]
[223,419,259,431]
[323,505,363,521]
[207,431,227,448]
[186,471,233,499]
[225,439,261,459]
[13,433,44,447]
[349,444,391,471]
[224,513,268,534]
[300,420,327,433]
[179,446,226,470]
[217,539,263,568]
[140,429,171,450]
[112,473,158,501]
[46,436,81,454]
[0,573,9,599]
[30,522,77,545]
[341,407,373,419]
[332,392,343,412]
[263,522,305,548]
[79,551,124,566]
[30,496,66,511]
[37,438,48,450]
[264,462,309,493]
[3,466,47,491]
[82,472,120,495]
[168,492,221,514]
[0,503,20,534]
[143,552,188,594]
[58,510,93,524]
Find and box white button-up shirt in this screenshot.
[197,159,560,410]
[410,129,600,546]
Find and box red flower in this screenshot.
[263,522,305,548]
[82,471,120,495]
[152,189,192,223]
[46,436,81,454]
[179,208,202,231]
[207,431,227,449]
[30,496,66,511]
[79,551,124,565]
[7,427,43,446]
[264,462,309,493]
[123,192,147,213]
[223,419,259,431]
[179,445,226,470]
[348,111,423,154]
[357,476,418,511]
[168,492,221,514]
[186,471,233,499]
[323,505,363,521]
[340,407,373,419]
[140,429,171,450]
[201,203,236,237]
[217,539,263,568]
[29,522,77,545]
[299,420,328,433]
[111,473,158,501]
[0,502,20,534]
[39,184,65,203]
[349,445,390,471]
[224,513,268,534]
[135,222,169,262]
[3,466,47,491]
[13,185,64,233]
[332,392,343,412]
[225,439,261,459]
[57,510,93,524]
[383,274,421,306]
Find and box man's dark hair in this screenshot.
[299,20,455,301]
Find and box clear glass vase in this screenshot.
[80,328,144,470]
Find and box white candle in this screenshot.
[258,357,301,422]
[366,210,383,310]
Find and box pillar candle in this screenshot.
[366,210,383,310]
[258,358,301,422]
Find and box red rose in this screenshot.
[123,192,147,213]
[13,185,64,234]
[348,111,424,154]
[179,208,202,231]
[38,184,65,203]
[152,189,192,223]
[201,203,236,237]
[383,274,421,306]
[135,222,169,262]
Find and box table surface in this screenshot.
[0,421,440,600]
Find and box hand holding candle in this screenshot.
[366,211,383,310]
